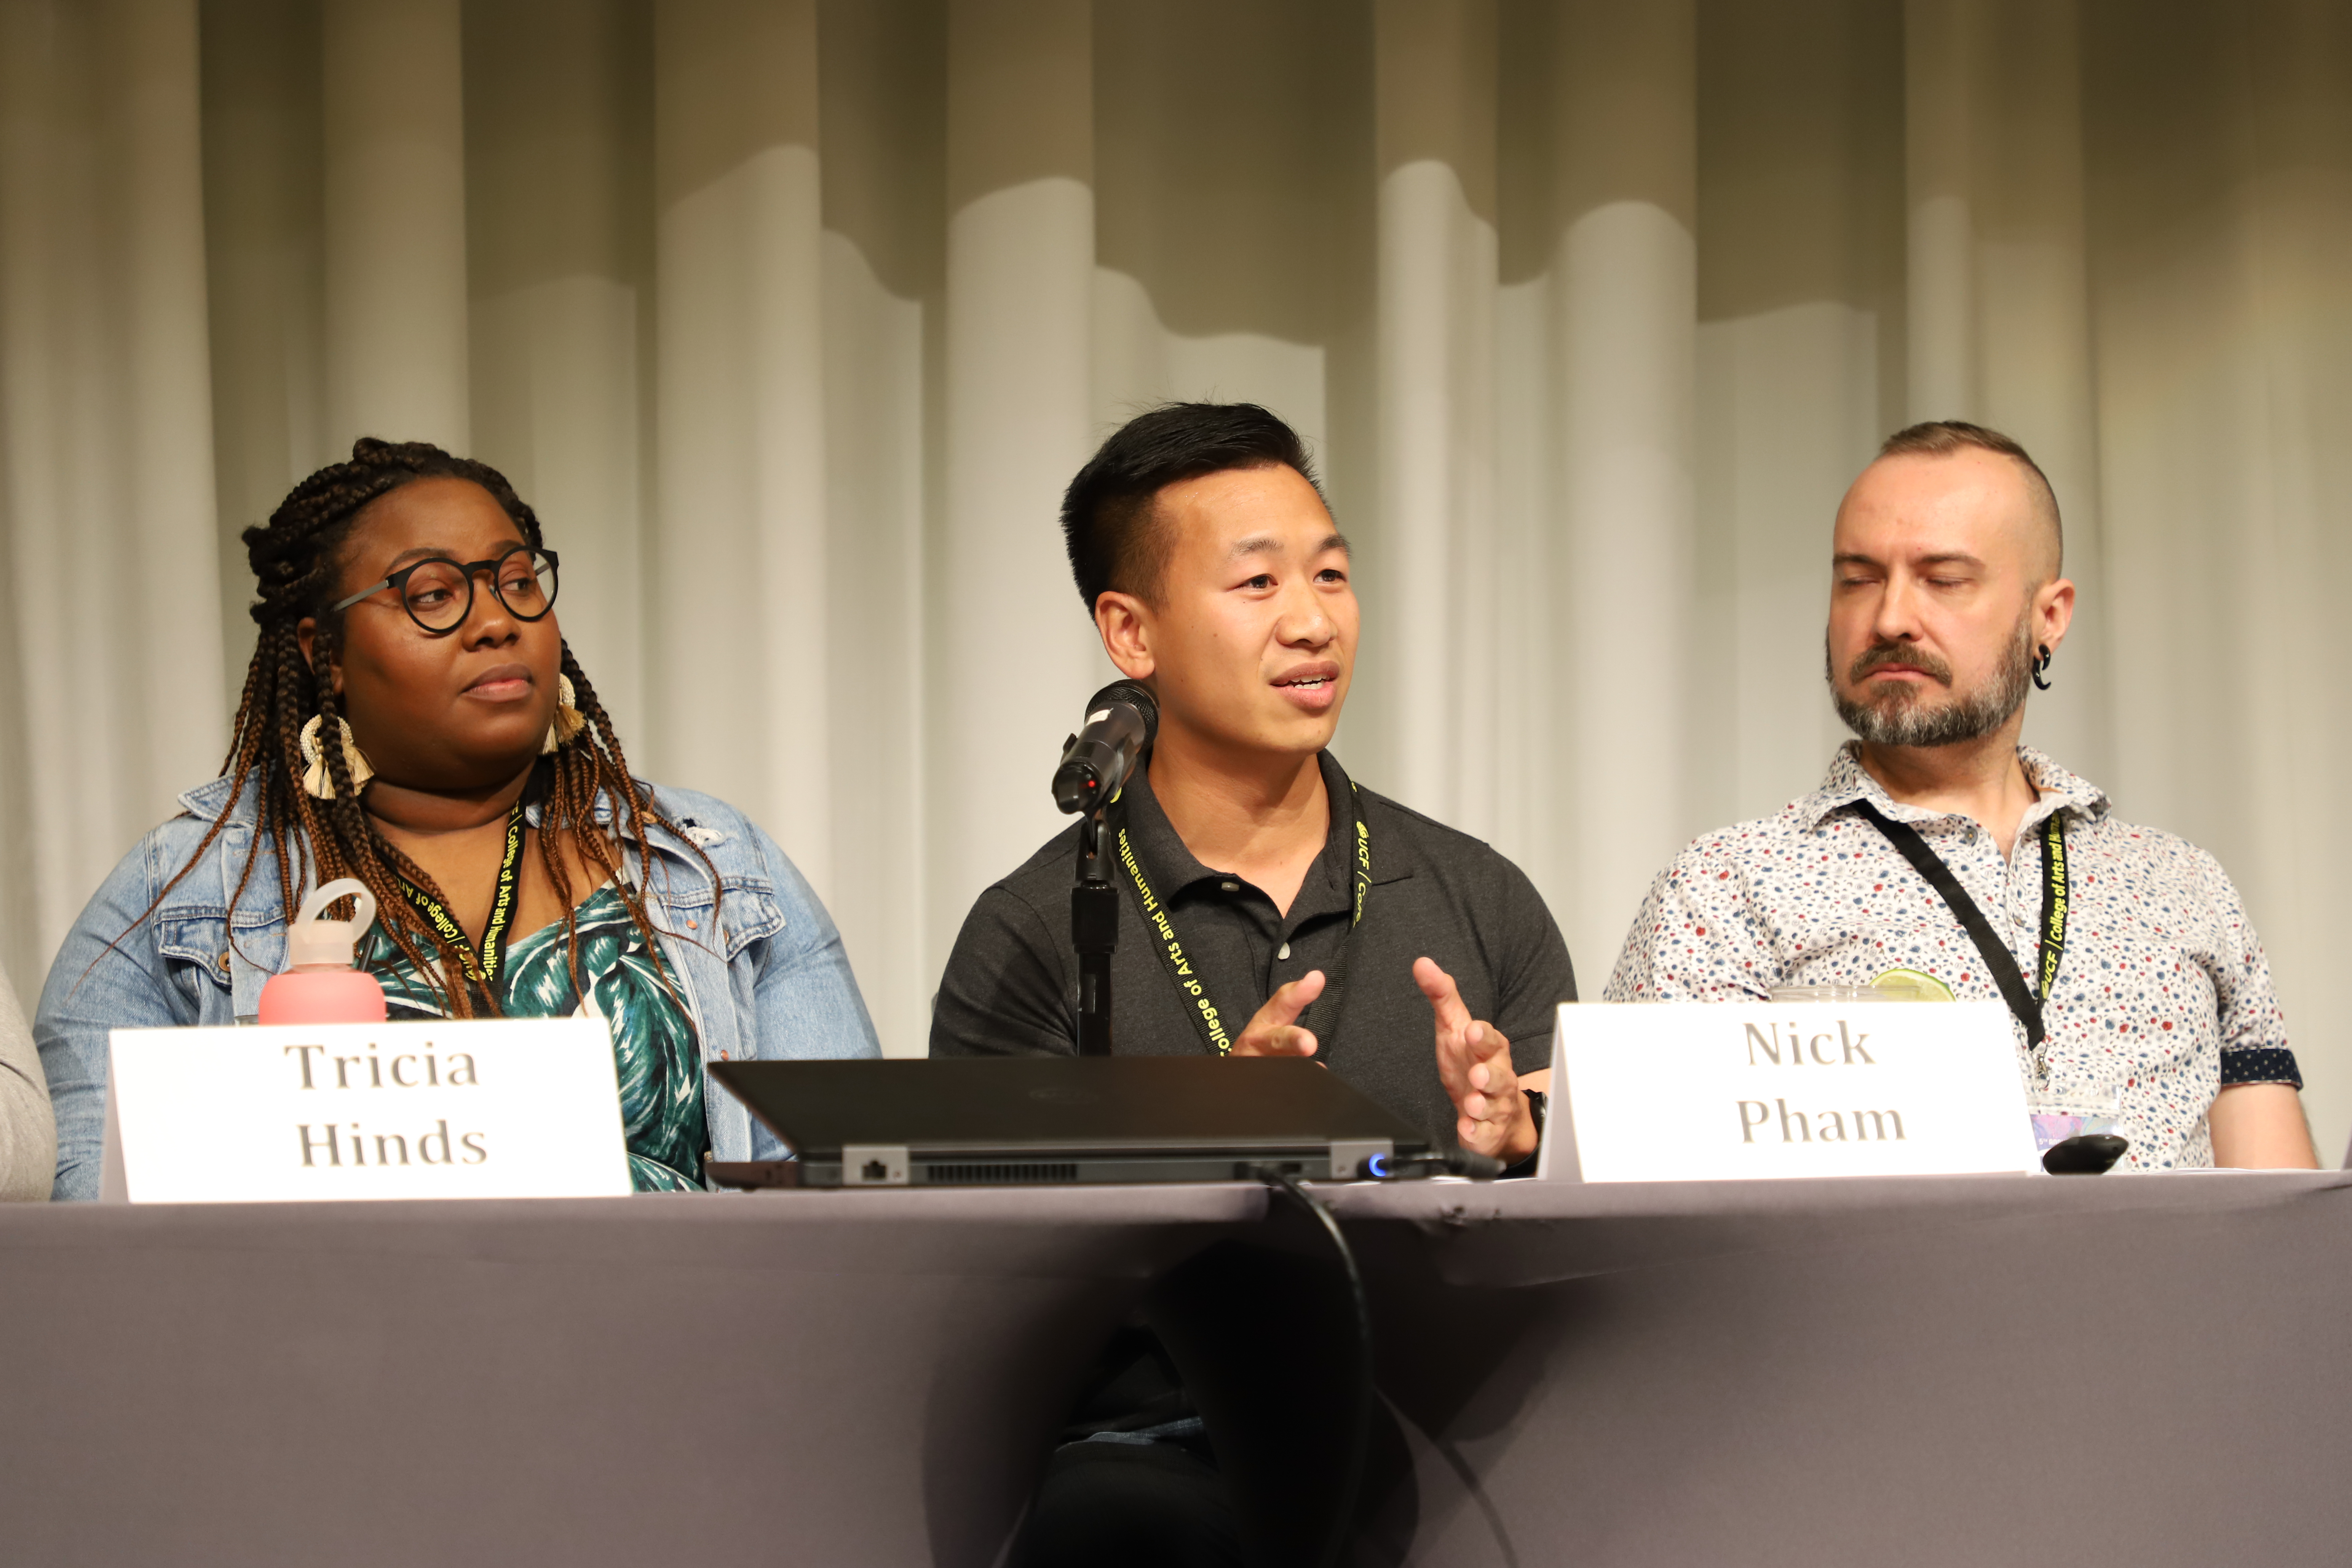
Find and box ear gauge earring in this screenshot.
[2032,644,2055,692]
[541,674,588,754]
[298,714,375,800]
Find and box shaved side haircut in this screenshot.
[1878,420,2063,576]
[1060,401,1325,612]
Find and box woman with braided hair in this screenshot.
[35,438,880,1199]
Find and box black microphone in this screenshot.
[1052,682,1158,814]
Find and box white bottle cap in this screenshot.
[286,878,379,970]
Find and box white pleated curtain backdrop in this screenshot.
[4,0,2349,1153]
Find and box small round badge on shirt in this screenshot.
[1870,966,1955,1001]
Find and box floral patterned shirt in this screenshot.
[1604,744,2298,1169]
[362,883,708,1191]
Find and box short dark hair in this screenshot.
[1060,401,1324,610]
[1877,420,2063,573]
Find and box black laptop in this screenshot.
[706,1056,1434,1188]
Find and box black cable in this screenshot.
[1247,1167,1373,1568]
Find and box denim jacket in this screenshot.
[35,775,881,1199]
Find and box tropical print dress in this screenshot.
[359,884,709,1191]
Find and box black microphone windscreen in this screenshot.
[1086,680,1158,749]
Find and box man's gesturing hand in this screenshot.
[1230,970,1327,1057]
[1414,956,1537,1164]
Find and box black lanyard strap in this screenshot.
[1852,800,2069,1051]
[394,797,528,988]
[1114,782,1370,1058]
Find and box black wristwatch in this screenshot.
[1502,1088,1548,1178]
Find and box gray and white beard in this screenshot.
[1829,617,2034,748]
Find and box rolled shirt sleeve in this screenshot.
[2197,846,2299,1088]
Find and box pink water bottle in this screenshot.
[258,877,388,1025]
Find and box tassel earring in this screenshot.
[2031,644,2054,692]
[542,674,588,754]
[299,714,375,800]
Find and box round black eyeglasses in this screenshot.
[331,546,560,635]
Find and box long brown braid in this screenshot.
[142,437,709,1017]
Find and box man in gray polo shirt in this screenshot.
[935,401,1575,1567]
[932,401,1574,1166]
[1608,420,2317,1171]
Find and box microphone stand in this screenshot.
[1072,805,1118,1056]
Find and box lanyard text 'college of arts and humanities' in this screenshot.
[1115,784,1372,1057]
[393,795,528,990]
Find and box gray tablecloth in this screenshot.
[0,1186,1258,1567]
[1327,1170,2352,1567]
[5,1172,2346,1566]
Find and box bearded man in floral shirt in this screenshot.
[1607,421,2318,1170]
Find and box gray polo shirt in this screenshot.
[929,751,1576,1148]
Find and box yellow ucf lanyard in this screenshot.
[2036,811,2069,1003]
[1114,784,1370,1057]
[394,796,527,988]
[1855,802,2070,1052]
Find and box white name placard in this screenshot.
[1539,1001,2039,1183]
[102,1019,634,1203]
